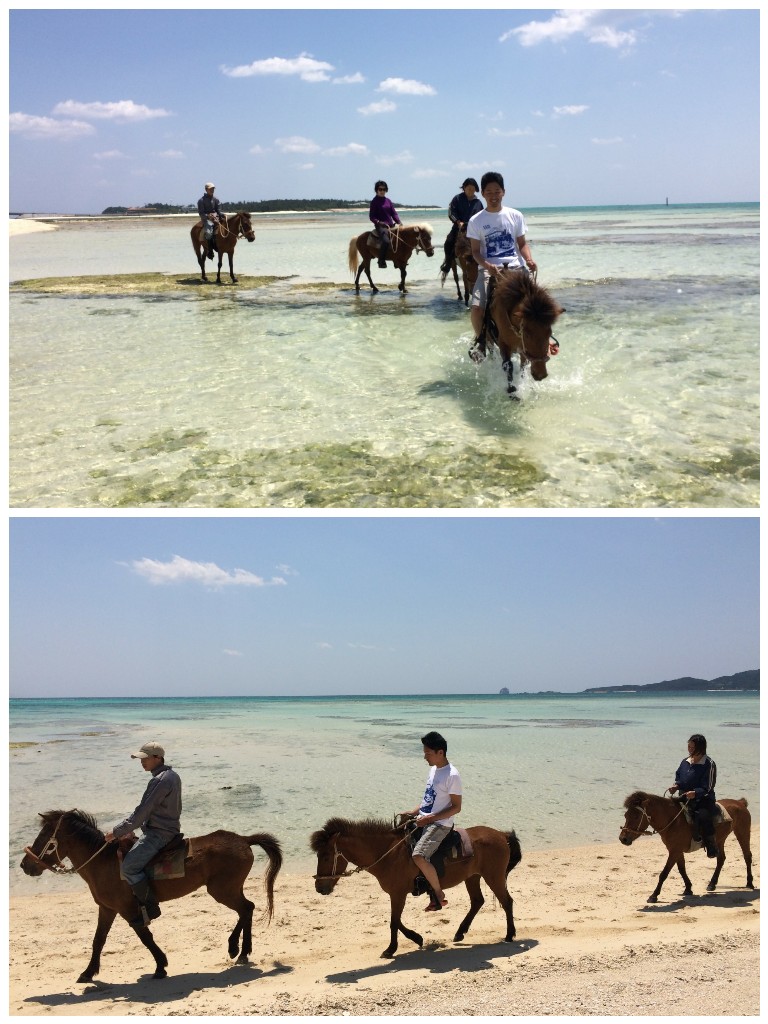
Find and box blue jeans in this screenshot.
[121,830,174,886]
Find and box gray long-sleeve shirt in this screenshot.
[112,763,182,838]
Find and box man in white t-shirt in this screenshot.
[400,731,462,911]
[466,171,537,342]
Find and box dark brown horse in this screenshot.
[348,224,435,294]
[441,226,478,306]
[619,791,754,904]
[191,211,255,285]
[21,809,282,982]
[311,817,521,959]
[471,269,564,397]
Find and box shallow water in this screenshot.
[10,205,759,507]
[9,692,759,893]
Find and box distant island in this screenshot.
[100,199,437,216]
[499,669,758,696]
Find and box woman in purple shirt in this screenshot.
[369,180,402,268]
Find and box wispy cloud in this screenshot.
[377,149,415,166]
[53,99,172,122]
[93,149,128,160]
[592,136,624,145]
[501,10,640,49]
[156,149,185,159]
[325,142,369,157]
[221,53,334,83]
[10,112,95,140]
[553,104,589,117]
[333,72,365,85]
[488,126,534,137]
[128,555,287,589]
[223,649,244,657]
[358,99,397,116]
[378,77,436,97]
[274,135,321,154]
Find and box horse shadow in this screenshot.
[22,961,293,1009]
[325,938,537,986]
[638,887,760,914]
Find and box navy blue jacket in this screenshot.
[449,192,483,226]
[675,755,716,802]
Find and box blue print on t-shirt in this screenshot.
[485,227,518,261]
[420,784,436,814]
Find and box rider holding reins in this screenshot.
[369,180,402,269]
[197,182,225,261]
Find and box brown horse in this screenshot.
[21,809,282,982]
[348,224,435,294]
[471,269,564,398]
[441,226,478,306]
[619,791,754,904]
[311,817,521,959]
[191,210,255,285]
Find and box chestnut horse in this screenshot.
[470,269,564,398]
[311,817,521,959]
[619,791,754,904]
[348,224,435,294]
[441,226,478,306]
[21,809,282,982]
[191,210,255,285]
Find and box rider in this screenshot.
[669,733,718,858]
[440,178,483,276]
[369,180,402,269]
[466,171,537,352]
[399,731,462,912]
[104,741,182,927]
[197,182,224,260]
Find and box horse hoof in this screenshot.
[153,969,167,979]
[706,884,716,892]
[77,973,94,984]
[646,895,658,903]
[380,951,396,959]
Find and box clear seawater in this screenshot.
[9,691,759,893]
[9,204,759,508]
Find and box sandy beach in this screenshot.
[9,830,759,1016]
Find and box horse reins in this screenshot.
[23,814,109,875]
[621,800,686,840]
[313,833,410,881]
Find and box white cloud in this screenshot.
[129,554,287,589]
[358,99,397,116]
[501,10,638,49]
[93,149,127,160]
[333,73,365,85]
[53,99,172,122]
[221,53,334,82]
[156,149,184,159]
[378,77,436,97]
[223,649,244,657]
[10,112,95,140]
[249,144,269,155]
[553,105,589,117]
[274,135,321,154]
[324,142,369,157]
[377,149,415,166]
[488,126,534,138]
[317,642,333,650]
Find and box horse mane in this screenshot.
[310,816,395,853]
[40,808,105,850]
[623,790,669,809]
[493,271,561,326]
[399,222,433,235]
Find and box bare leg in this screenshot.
[413,854,445,905]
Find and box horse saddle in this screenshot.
[117,833,190,881]
[367,232,382,250]
[406,824,473,892]
[680,802,731,853]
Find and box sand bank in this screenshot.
[9,830,758,1016]
[9,219,58,236]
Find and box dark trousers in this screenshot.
[689,797,716,842]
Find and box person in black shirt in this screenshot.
[440,178,483,275]
[669,733,718,858]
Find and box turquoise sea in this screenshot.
[9,203,759,508]
[9,691,759,894]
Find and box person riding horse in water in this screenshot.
[399,731,462,912]
[198,182,225,261]
[440,178,483,276]
[369,180,402,268]
[467,171,537,360]
[104,741,182,927]
[669,733,718,858]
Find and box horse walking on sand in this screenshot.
[348,224,435,294]
[311,816,521,959]
[441,226,478,306]
[191,210,255,285]
[619,791,754,904]
[21,809,282,982]
[471,269,565,398]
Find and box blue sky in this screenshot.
[9,7,759,213]
[9,516,758,699]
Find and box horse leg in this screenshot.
[382,890,421,958]
[359,258,378,295]
[131,923,169,979]
[216,252,223,285]
[730,818,754,889]
[706,846,726,892]
[647,850,678,903]
[207,878,255,962]
[482,867,516,941]
[197,247,208,283]
[76,904,117,983]
[228,251,237,284]
[453,874,484,942]
[398,266,407,294]
[452,264,461,301]
[676,856,694,897]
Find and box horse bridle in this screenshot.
[312,833,409,881]
[620,801,685,840]
[23,814,108,875]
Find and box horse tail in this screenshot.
[505,830,522,875]
[348,237,360,275]
[248,833,283,923]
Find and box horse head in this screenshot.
[21,809,104,876]
[236,211,255,243]
[492,271,564,381]
[310,824,348,895]
[619,792,653,846]
[415,224,434,257]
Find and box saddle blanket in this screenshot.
[118,835,191,881]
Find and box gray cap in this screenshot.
[131,741,165,759]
